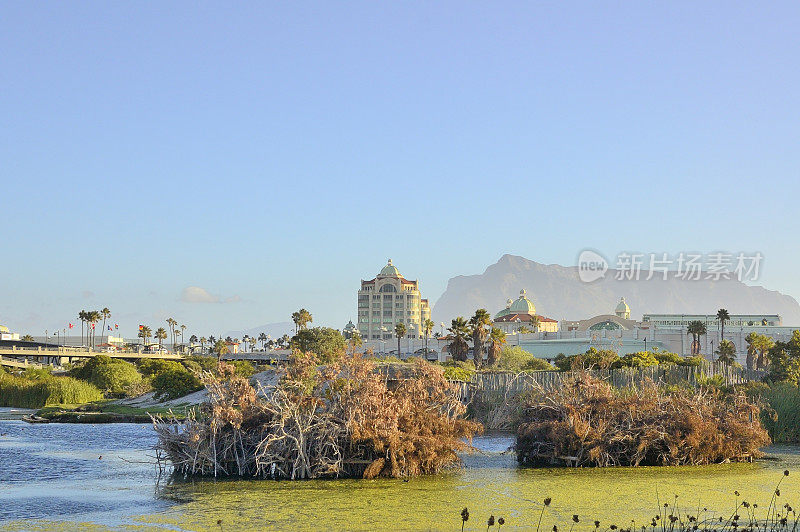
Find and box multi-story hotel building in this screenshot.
[357,260,431,340]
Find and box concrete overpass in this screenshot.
[0,345,182,369]
[220,349,292,364]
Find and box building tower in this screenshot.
[615,297,631,320]
[357,259,431,341]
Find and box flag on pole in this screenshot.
[69,323,74,329]
[115,324,119,329]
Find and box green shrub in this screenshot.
[185,355,218,373]
[181,360,203,374]
[229,360,255,378]
[290,327,346,363]
[69,355,142,394]
[652,350,683,365]
[151,370,203,401]
[554,348,620,371]
[137,359,185,377]
[495,346,535,371]
[678,355,705,367]
[439,360,475,381]
[619,351,659,368]
[523,357,554,372]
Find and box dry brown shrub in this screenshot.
[516,373,770,467]
[153,355,481,480]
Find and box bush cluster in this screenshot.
[69,355,141,394]
[553,347,703,371]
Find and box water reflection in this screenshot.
[1,411,800,531]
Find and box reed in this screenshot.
[761,382,800,443]
[0,373,103,408]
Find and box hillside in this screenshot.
[431,254,800,325]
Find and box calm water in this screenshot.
[2,407,800,531]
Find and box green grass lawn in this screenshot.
[35,400,196,423]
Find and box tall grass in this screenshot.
[762,381,800,443]
[0,373,104,408]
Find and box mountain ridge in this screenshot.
[432,254,800,325]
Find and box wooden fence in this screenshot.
[451,363,765,403]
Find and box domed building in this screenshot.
[562,297,642,332]
[492,289,559,334]
[615,297,631,320]
[357,259,431,341]
[342,320,358,340]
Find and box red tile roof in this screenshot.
[494,313,557,323]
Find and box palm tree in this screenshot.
[487,327,507,366]
[687,320,707,355]
[249,336,257,352]
[530,315,541,333]
[213,339,229,363]
[291,309,313,332]
[199,336,207,352]
[716,309,730,343]
[138,325,152,347]
[258,332,267,350]
[166,318,177,349]
[394,322,407,357]
[715,339,736,365]
[155,327,167,350]
[423,318,435,357]
[87,310,102,347]
[469,309,492,369]
[189,334,198,350]
[745,332,758,370]
[180,324,187,347]
[100,307,111,340]
[78,310,87,346]
[753,334,776,370]
[447,317,470,362]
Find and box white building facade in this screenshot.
[357,260,431,341]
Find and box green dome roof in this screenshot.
[495,299,514,318]
[379,259,401,277]
[509,289,536,314]
[615,297,630,314]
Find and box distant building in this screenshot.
[342,320,358,339]
[357,259,431,340]
[493,289,559,334]
[0,325,20,341]
[642,313,782,329]
[562,297,644,332]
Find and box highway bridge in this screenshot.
[0,345,182,369]
[0,345,295,369]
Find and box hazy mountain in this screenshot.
[223,321,294,341]
[432,254,800,325]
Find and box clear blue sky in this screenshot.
[2,2,799,337]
